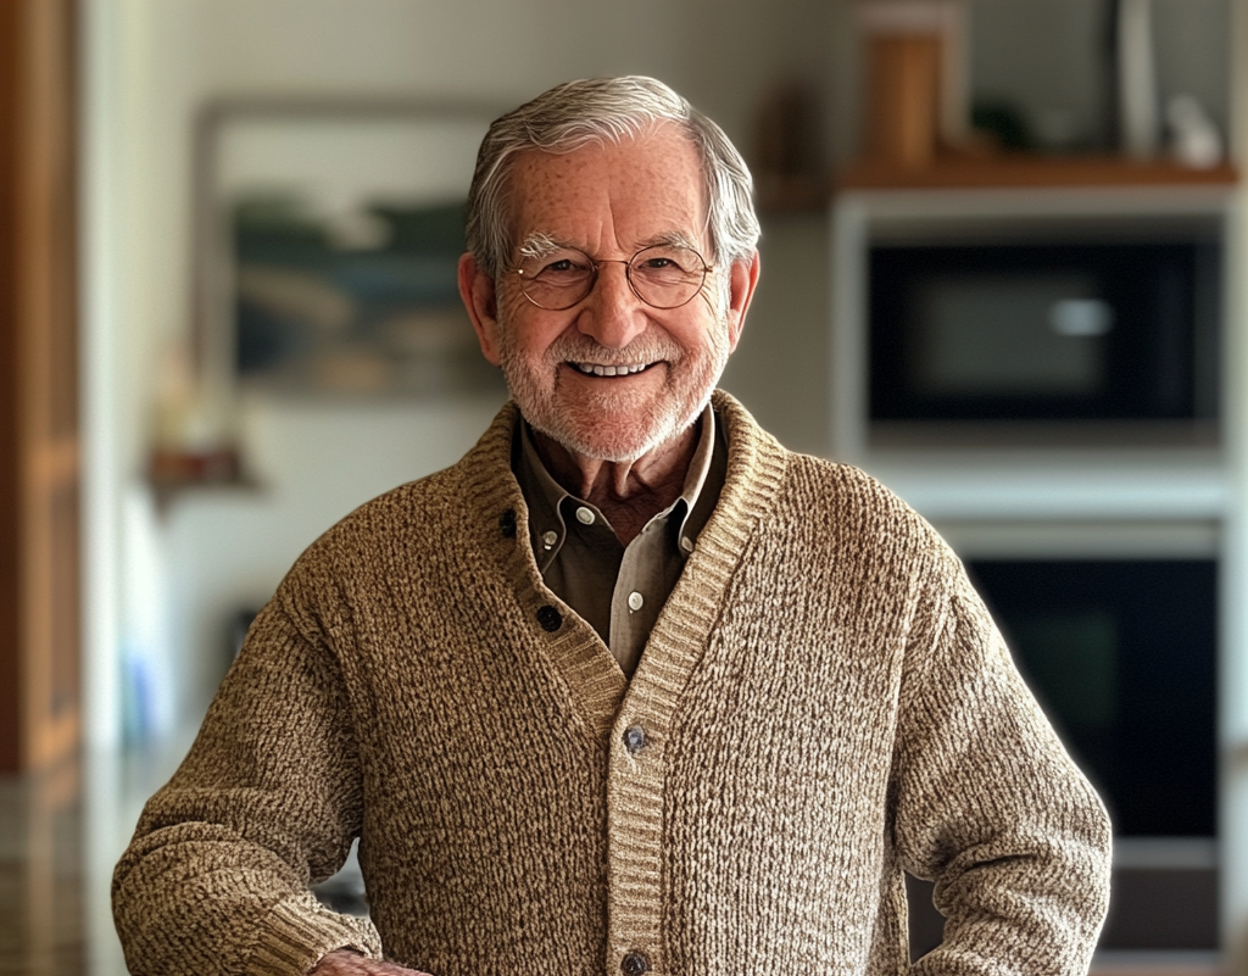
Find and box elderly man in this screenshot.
[114,76,1111,976]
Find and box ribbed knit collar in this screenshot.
[452,388,787,726]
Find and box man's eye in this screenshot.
[637,252,694,276]
[535,256,591,279]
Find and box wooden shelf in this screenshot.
[147,447,260,514]
[837,154,1239,191]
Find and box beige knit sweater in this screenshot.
[113,390,1111,976]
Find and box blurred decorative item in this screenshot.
[752,82,828,210]
[841,0,1236,189]
[969,99,1034,152]
[857,0,969,169]
[1115,0,1160,159]
[195,101,507,399]
[147,343,245,507]
[1166,94,1223,170]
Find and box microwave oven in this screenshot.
[867,227,1222,428]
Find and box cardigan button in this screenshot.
[621,951,650,975]
[536,605,563,632]
[499,509,517,538]
[623,725,647,755]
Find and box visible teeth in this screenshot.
[573,362,648,376]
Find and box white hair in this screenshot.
[464,76,760,279]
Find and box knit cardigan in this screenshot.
[113,390,1111,976]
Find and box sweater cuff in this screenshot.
[246,892,383,976]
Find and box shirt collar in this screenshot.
[516,402,717,564]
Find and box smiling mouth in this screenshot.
[568,361,655,377]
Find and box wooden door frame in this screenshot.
[0,0,82,774]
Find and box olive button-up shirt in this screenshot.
[514,403,727,677]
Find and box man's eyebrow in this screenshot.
[637,230,701,251]
[515,229,704,260]
[516,232,564,260]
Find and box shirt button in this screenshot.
[623,725,647,755]
[680,535,694,553]
[627,591,644,612]
[575,506,596,525]
[536,605,563,632]
[542,530,558,548]
[621,950,650,975]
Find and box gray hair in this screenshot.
[465,76,760,279]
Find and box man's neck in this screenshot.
[531,422,700,545]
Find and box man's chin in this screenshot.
[505,361,720,463]
[534,423,667,464]
[528,404,689,464]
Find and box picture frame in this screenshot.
[193,98,507,400]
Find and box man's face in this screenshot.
[461,124,757,462]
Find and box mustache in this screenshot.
[540,332,683,366]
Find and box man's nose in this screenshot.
[577,260,647,349]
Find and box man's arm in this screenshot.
[892,558,1113,974]
[112,596,384,976]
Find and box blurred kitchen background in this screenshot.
[3,0,1246,973]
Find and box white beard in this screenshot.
[495,304,730,463]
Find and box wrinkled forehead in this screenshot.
[501,126,711,257]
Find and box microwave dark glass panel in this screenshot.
[870,241,1219,422]
[967,559,1216,837]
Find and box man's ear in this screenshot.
[458,252,502,366]
[724,249,761,354]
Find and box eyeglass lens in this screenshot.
[514,244,708,310]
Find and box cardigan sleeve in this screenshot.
[111,594,383,976]
[890,551,1113,976]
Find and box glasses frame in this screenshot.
[507,243,715,311]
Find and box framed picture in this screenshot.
[194,99,507,399]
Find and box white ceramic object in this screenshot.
[1167,94,1223,169]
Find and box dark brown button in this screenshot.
[623,725,646,755]
[536,605,563,632]
[621,950,650,975]
[499,509,517,538]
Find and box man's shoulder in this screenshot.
[779,450,946,551]
[780,447,892,495]
[714,391,938,550]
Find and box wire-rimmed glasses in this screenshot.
[508,243,713,311]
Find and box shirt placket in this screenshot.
[609,518,671,677]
